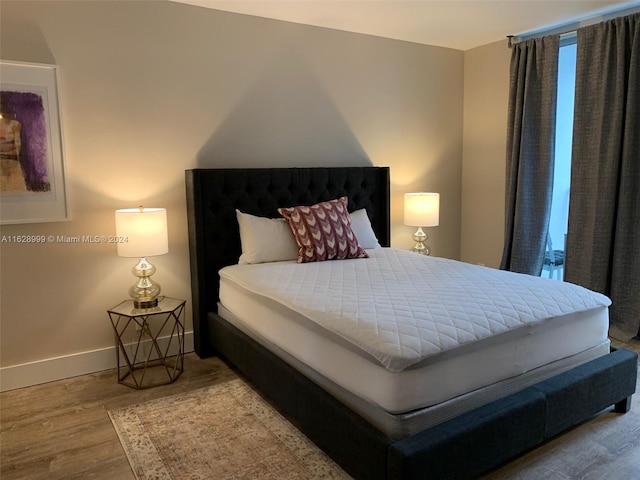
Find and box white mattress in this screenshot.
[218,249,610,415]
[217,303,609,439]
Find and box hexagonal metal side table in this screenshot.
[108,297,186,389]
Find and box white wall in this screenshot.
[0,0,464,389]
[461,40,510,268]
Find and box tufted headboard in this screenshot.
[185,167,390,357]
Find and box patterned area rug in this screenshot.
[108,379,351,480]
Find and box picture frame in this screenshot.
[1,61,69,224]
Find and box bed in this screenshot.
[185,166,637,480]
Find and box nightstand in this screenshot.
[108,297,185,389]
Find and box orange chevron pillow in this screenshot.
[278,197,368,263]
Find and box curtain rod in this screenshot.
[507,31,577,49]
[507,4,640,48]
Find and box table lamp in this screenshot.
[115,207,168,308]
[404,192,439,255]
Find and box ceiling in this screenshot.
[171,0,640,50]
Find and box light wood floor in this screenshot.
[1,338,639,480]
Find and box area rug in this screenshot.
[108,379,351,480]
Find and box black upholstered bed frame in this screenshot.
[185,167,637,480]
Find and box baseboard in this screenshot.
[0,331,195,392]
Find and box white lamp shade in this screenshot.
[404,193,440,227]
[115,207,169,257]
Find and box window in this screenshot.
[544,39,577,280]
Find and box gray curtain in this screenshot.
[565,13,640,337]
[500,36,560,275]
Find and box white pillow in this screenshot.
[236,210,299,264]
[236,207,381,264]
[349,209,381,249]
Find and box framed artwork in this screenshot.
[1,61,69,224]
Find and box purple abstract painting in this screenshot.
[0,90,50,193]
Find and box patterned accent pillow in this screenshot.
[278,197,369,263]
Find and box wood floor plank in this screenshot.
[1,354,232,480]
[2,339,639,479]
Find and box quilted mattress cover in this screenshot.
[219,248,611,373]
